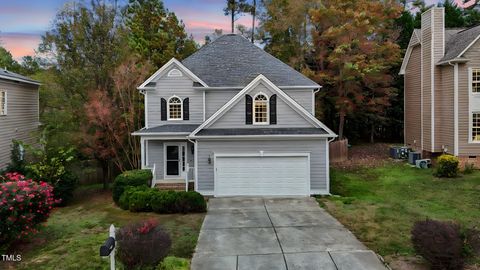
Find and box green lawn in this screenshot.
[318,162,480,259]
[6,185,205,270]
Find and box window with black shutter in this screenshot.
[161,98,167,121]
[269,94,277,124]
[245,94,253,124]
[183,98,189,120]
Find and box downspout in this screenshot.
[448,61,459,156]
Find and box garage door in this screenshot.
[215,154,310,196]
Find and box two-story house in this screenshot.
[0,69,40,169]
[400,7,480,166]
[133,34,337,197]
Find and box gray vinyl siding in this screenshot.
[196,139,328,192]
[205,88,314,119]
[0,80,39,169]
[459,40,480,155]
[146,140,194,180]
[208,83,313,129]
[146,65,203,127]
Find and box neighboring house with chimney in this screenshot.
[133,34,337,197]
[0,69,40,169]
[400,7,480,166]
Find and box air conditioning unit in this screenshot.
[390,146,412,159]
[408,152,422,165]
[416,159,431,169]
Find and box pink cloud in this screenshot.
[0,33,41,61]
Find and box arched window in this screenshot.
[168,96,182,120]
[253,93,268,124]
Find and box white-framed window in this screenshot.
[168,96,182,120]
[0,91,6,116]
[472,112,480,142]
[472,68,480,93]
[253,93,268,124]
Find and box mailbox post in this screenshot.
[100,224,116,270]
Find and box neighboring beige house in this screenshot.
[0,69,40,169]
[400,7,480,166]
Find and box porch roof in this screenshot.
[195,127,329,136]
[133,124,200,136]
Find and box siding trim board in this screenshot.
[455,63,459,155]
[468,67,480,144]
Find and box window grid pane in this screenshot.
[473,113,480,141]
[472,69,480,93]
[169,97,182,119]
[254,102,267,123]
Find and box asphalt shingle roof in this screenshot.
[137,124,200,134]
[441,25,480,62]
[182,34,319,88]
[196,128,328,136]
[0,69,40,85]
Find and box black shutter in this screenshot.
[245,95,253,124]
[161,98,167,121]
[270,94,277,124]
[183,98,190,120]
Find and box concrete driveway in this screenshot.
[191,197,386,270]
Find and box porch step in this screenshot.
[155,182,194,191]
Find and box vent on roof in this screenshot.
[168,69,183,77]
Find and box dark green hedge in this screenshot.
[112,169,152,203]
[118,186,206,214]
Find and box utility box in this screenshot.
[390,146,412,159]
[416,159,432,169]
[408,152,422,165]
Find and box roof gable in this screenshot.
[441,25,480,62]
[189,74,336,137]
[182,34,320,88]
[399,30,422,75]
[138,58,207,90]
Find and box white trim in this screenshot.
[144,92,149,128]
[194,140,199,191]
[167,68,183,77]
[0,74,40,86]
[138,58,208,89]
[163,142,187,179]
[197,190,214,196]
[399,30,421,75]
[146,139,149,166]
[132,132,190,136]
[468,68,480,144]
[0,90,7,116]
[253,92,269,125]
[190,74,337,137]
[325,139,330,194]
[192,85,321,90]
[403,73,406,146]
[431,11,435,152]
[167,96,183,120]
[192,134,333,139]
[421,29,424,150]
[454,63,459,155]
[202,90,206,121]
[213,152,311,197]
[457,35,480,59]
[310,189,330,195]
[140,137,146,169]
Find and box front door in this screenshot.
[166,145,180,177]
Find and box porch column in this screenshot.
[140,137,145,169]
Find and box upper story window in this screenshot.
[253,93,268,124]
[472,112,480,142]
[168,96,182,120]
[0,91,6,116]
[472,69,480,93]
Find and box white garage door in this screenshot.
[215,154,310,196]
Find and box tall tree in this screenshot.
[0,47,22,73]
[224,0,250,33]
[309,0,402,139]
[124,0,197,69]
[440,0,466,27]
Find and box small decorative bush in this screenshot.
[117,219,171,270]
[151,191,178,214]
[411,219,465,270]
[0,172,57,244]
[435,154,459,178]
[157,256,190,270]
[112,169,152,203]
[128,188,158,212]
[174,191,207,214]
[463,163,475,175]
[118,186,149,210]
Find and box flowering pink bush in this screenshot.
[0,172,58,244]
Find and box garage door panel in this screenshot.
[215,155,309,196]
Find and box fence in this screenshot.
[329,139,349,163]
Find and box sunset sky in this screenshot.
[0,0,440,61]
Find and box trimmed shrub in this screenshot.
[411,219,465,270]
[157,256,190,270]
[435,154,459,178]
[117,219,171,270]
[128,188,159,212]
[0,172,57,245]
[151,191,178,214]
[118,186,149,210]
[112,169,152,203]
[175,191,207,213]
